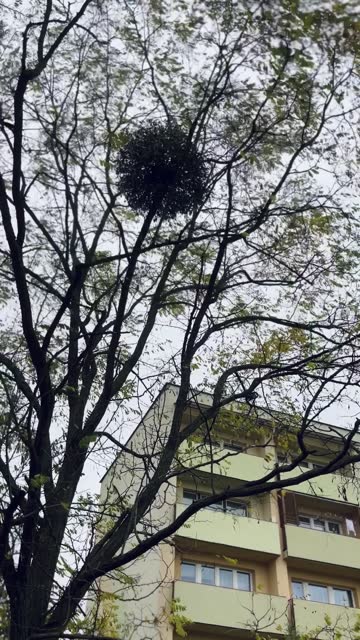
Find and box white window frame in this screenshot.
[182,490,247,517]
[299,460,325,471]
[180,561,197,582]
[278,455,326,470]
[182,490,198,505]
[180,561,252,591]
[291,580,353,607]
[298,514,342,534]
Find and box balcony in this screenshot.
[175,504,281,557]
[281,468,360,505]
[178,442,360,505]
[178,444,270,482]
[293,599,360,639]
[286,525,360,570]
[174,580,289,635]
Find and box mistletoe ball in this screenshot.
[116,120,208,219]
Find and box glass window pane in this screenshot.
[328,521,341,535]
[299,516,311,528]
[236,571,251,591]
[333,589,353,607]
[292,581,305,599]
[226,501,247,517]
[181,562,196,582]
[219,568,233,588]
[200,495,223,512]
[207,502,224,512]
[183,490,198,506]
[313,519,326,531]
[228,442,243,452]
[201,565,215,585]
[308,584,329,603]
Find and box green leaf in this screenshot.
[30,474,50,489]
[79,435,97,448]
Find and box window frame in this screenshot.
[291,579,354,607]
[299,459,325,471]
[182,490,247,517]
[180,561,252,591]
[182,490,198,506]
[298,514,342,535]
[225,499,248,516]
[180,561,197,582]
[278,455,327,471]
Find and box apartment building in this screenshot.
[99,384,360,640]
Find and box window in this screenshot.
[183,490,198,506]
[181,562,196,582]
[227,442,244,452]
[182,491,247,517]
[292,581,305,599]
[334,589,353,607]
[219,568,233,588]
[226,500,247,516]
[237,571,251,591]
[180,562,251,591]
[204,497,223,512]
[292,580,353,607]
[281,456,326,471]
[328,521,341,535]
[298,514,341,535]
[313,519,326,532]
[312,462,325,470]
[299,516,311,529]
[201,565,215,585]
[308,583,329,603]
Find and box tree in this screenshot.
[0,0,360,637]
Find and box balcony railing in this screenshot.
[178,443,273,481]
[174,503,281,557]
[174,580,289,634]
[293,598,360,639]
[280,466,360,504]
[285,524,360,570]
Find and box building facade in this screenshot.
[99,385,360,640]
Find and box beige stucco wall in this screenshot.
[97,386,179,639]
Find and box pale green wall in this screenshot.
[175,504,281,556]
[282,469,360,505]
[179,445,271,480]
[180,444,360,506]
[294,599,360,639]
[174,580,289,634]
[286,525,360,570]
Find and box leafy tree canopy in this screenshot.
[0,0,359,638]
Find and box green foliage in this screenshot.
[79,435,98,449]
[68,589,122,638]
[0,0,360,636]
[168,598,192,637]
[116,120,208,218]
[29,474,50,489]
